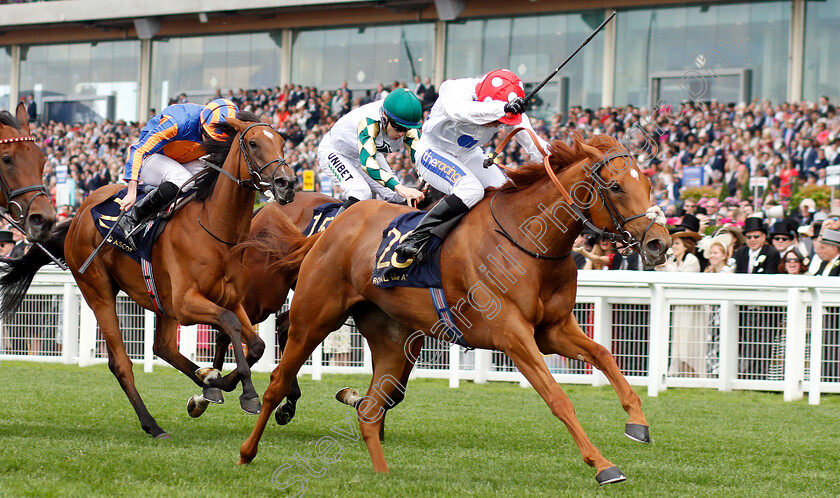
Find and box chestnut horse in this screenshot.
[239,134,670,484]
[194,186,445,422]
[0,113,297,438]
[0,102,56,243]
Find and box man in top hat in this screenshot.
[670,213,702,235]
[0,230,14,257]
[768,219,799,265]
[733,217,780,274]
[815,228,840,380]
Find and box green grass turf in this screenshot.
[0,361,838,497]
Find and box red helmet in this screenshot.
[475,69,525,125]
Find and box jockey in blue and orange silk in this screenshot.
[395,69,548,262]
[117,98,239,250]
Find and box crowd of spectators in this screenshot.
[20,78,840,277]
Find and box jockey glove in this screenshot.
[503,97,527,116]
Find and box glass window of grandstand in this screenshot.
[614,2,790,108]
[803,0,840,103]
[151,32,282,114]
[291,23,434,100]
[19,40,140,124]
[0,49,10,110]
[445,12,605,120]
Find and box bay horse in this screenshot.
[0,112,297,438]
[0,102,56,243]
[238,133,670,484]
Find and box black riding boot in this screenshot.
[395,195,470,263]
[116,181,179,251]
[335,196,360,216]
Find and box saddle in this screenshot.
[90,185,196,263]
[371,211,444,289]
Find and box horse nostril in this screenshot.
[646,239,663,254]
[28,214,45,229]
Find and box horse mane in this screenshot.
[194,110,261,201]
[499,133,627,191]
[0,110,21,130]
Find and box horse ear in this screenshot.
[15,101,30,134]
[580,142,604,165]
[226,116,245,132]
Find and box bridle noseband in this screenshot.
[488,127,665,259]
[201,122,289,192]
[0,135,51,224]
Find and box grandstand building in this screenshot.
[0,0,834,123]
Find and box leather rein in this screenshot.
[487,127,663,260]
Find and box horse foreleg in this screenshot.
[177,292,260,414]
[212,305,266,393]
[503,322,625,485]
[536,315,649,443]
[240,318,332,465]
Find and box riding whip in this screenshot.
[483,11,617,169]
[523,11,616,103]
[78,210,126,274]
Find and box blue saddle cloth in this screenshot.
[90,187,179,263]
[303,202,342,236]
[371,211,444,289]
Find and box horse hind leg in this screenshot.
[78,280,168,438]
[274,311,302,426]
[536,315,650,443]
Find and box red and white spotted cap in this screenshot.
[475,69,525,125]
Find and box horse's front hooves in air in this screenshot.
[624,423,651,444]
[275,402,296,425]
[187,394,210,418]
[153,431,171,440]
[202,387,224,404]
[595,466,626,485]
[240,395,262,415]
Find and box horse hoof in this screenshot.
[154,432,171,440]
[596,466,626,485]
[188,394,210,418]
[275,402,296,426]
[240,395,262,415]
[195,367,222,385]
[625,423,651,444]
[203,387,224,404]
[335,387,360,406]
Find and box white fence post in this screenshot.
[809,289,824,405]
[61,283,79,364]
[591,296,610,387]
[179,325,197,363]
[311,342,322,380]
[143,309,155,372]
[474,349,490,383]
[718,301,738,392]
[448,343,460,388]
[647,283,667,397]
[255,312,277,372]
[784,288,805,401]
[78,300,97,367]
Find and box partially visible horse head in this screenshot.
[0,103,56,243]
[223,114,297,204]
[576,134,670,267]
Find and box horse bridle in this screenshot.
[488,127,665,259]
[200,122,289,192]
[0,135,51,224]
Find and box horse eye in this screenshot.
[249,140,257,149]
[2,155,11,165]
[609,183,622,193]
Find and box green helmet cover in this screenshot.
[382,88,423,129]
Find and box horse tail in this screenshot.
[277,231,323,273]
[0,219,70,321]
